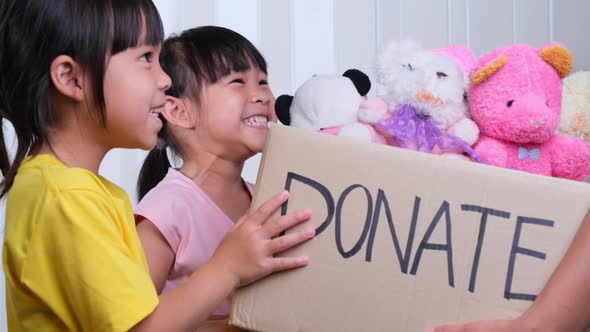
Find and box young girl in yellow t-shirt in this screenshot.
[0,1,314,331]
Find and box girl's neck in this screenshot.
[179,152,245,191]
[180,151,252,223]
[37,126,109,175]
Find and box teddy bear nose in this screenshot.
[418,90,434,101]
[417,90,442,107]
[512,93,554,117]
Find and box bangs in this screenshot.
[202,46,267,83]
[183,26,267,84]
[111,0,164,54]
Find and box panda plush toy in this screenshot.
[275,69,387,143]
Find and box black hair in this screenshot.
[137,26,267,201]
[0,0,164,198]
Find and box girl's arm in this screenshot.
[137,219,175,294]
[130,190,314,332]
[138,217,236,331]
[431,208,590,332]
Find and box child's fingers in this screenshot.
[266,256,310,273]
[268,226,315,254]
[263,208,312,238]
[245,190,289,225]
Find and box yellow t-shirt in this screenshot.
[3,154,159,331]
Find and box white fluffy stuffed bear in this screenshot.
[275,69,386,143]
[560,71,590,144]
[368,40,480,155]
[560,71,590,182]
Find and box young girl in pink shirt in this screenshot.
[134,26,296,328]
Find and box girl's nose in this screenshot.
[250,89,271,104]
[157,66,172,91]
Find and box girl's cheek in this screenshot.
[268,105,278,122]
[268,95,278,123]
[268,109,278,123]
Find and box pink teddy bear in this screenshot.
[469,43,590,181]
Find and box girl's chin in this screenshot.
[136,135,160,151]
[246,141,266,155]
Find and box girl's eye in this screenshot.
[140,53,152,62]
[259,80,268,85]
[231,78,245,84]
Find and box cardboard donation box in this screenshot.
[230,124,590,332]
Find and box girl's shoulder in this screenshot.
[15,154,122,199]
[139,168,203,201]
[135,168,210,217]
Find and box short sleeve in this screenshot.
[22,190,159,332]
[135,189,187,252]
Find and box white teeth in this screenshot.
[243,115,268,126]
[151,109,161,115]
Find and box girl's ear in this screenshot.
[160,96,194,129]
[50,55,85,101]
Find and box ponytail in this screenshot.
[0,118,9,176]
[137,122,180,201]
[1,6,39,198]
[137,145,170,201]
[0,127,32,198]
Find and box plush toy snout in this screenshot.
[417,90,442,107]
[487,93,560,144]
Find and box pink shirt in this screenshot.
[135,168,253,316]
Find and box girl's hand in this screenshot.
[211,190,315,287]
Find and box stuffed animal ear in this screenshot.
[431,45,476,76]
[343,69,371,96]
[470,53,507,87]
[275,94,293,125]
[539,43,573,79]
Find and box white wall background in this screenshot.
[0,0,589,329]
[110,0,590,206]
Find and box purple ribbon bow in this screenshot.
[374,104,483,163]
